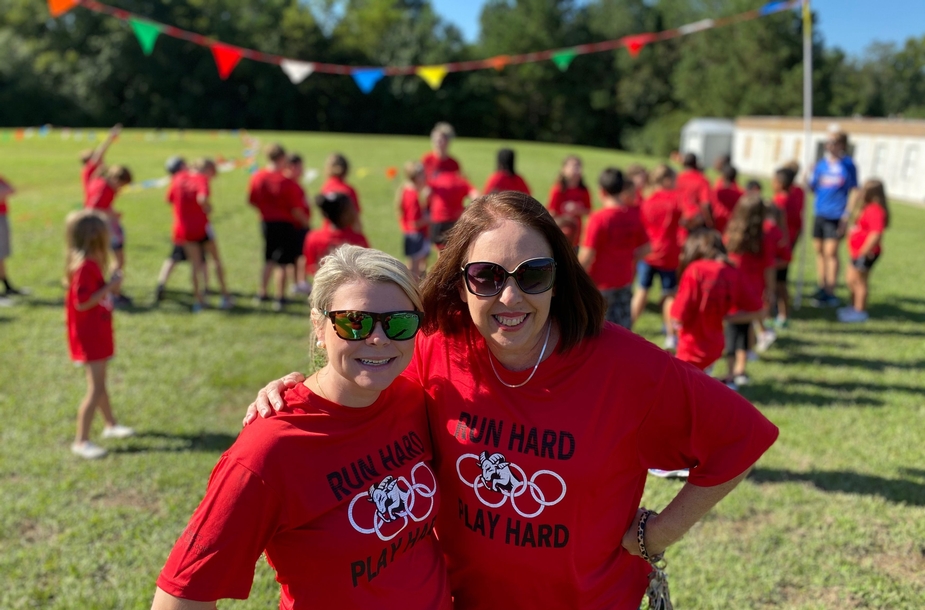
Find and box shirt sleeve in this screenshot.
[74,264,101,305]
[548,186,562,213]
[669,269,696,326]
[636,356,778,486]
[157,455,282,602]
[845,159,858,191]
[581,214,601,249]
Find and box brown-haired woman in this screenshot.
[249,191,778,609]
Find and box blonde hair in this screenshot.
[395,161,424,217]
[65,210,110,280]
[191,158,217,174]
[431,122,455,140]
[310,246,423,331]
[649,163,676,188]
[325,153,349,178]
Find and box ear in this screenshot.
[479,450,488,461]
[311,311,326,345]
[458,277,469,304]
[368,484,377,497]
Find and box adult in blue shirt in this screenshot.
[809,131,858,306]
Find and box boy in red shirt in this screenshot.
[771,167,803,327]
[79,123,121,197]
[397,161,430,279]
[548,155,591,249]
[284,153,313,295]
[632,164,682,348]
[840,179,889,323]
[676,152,713,244]
[579,167,650,329]
[84,165,133,307]
[482,148,530,195]
[303,193,369,276]
[421,121,461,180]
[0,176,22,300]
[710,164,743,235]
[427,170,477,250]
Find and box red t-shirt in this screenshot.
[303,226,370,275]
[406,324,778,610]
[710,183,743,236]
[0,175,10,215]
[320,176,361,212]
[157,378,451,609]
[763,218,790,264]
[671,259,762,370]
[676,169,711,223]
[66,259,114,363]
[421,152,461,181]
[82,160,101,194]
[772,188,804,250]
[84,177,115,212]
[399,186,425,234]
[583,205,648,290]
[640,190,682,270]
[248,168,294,223]
[548,183,591,246]
[482,171,531,196]
[279,177,309,228]
[427,172,473,224]
[848,203,887,259]
[166,171,209,243]
[727,231,777,306]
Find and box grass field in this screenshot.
[1,129,923,609]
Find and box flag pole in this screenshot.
[794,0,812,310]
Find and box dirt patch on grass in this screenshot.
[775,585,864,609]
[18,519,57,545]
[90,486,162,514]
[865,548,925,586]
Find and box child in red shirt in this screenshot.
[548,155,591,248]
[396,161,430,279]
[771,166,803,327]
[710,164,743,235]
[839,179,889,323]
[79,123,121,198]
[482,148,531,195]
[320,153,362,230]
[427,170,477,250]
[676,152,713,245]
[626,164,648,206]
[84,165,133,307]
[422,121,461,181]
[579,167,650,329]
[65,210,134,459]
[0,175,22,298]
[671,229,763,373]
[632,164,682,348]
[304,193,370,276]
[723,194,775,387]
[284,153,314,296]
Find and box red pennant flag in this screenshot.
[48,0,78,17]
[624,34,656,58]
[210,44,243,80]
[488,55,511,71]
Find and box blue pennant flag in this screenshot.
[759,1,790,15]
[351,68,386,94]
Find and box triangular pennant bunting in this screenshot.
[759,1,790,15]
[280,59,315,84]
[129,19,161,56]
[416,65,448,90]
[623,34,656,58]
[678,19,715,35]
[48,0,78,17]
[551,49,578,72]
[489,55,511,71]
[351,68,385,94]
[211,44,243,80]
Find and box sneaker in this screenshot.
[755,329,777,353]
[219,296,234,310]
[71,441,107,459]
[102,424,135,439]
[191,302,204,313]
[0,296,12,308]
[113,294,134,309]
[747,350,760,362]
[733,374,751,386]
[839,309,869,323]
[154,284,165,303]
[724,381,739,392]
[272,298,286,313]
[774,317,789,330]
[823,293,841,307]
[3,285,28,296]
[648,468,690,479]
[836,306,855,317]
[663,335,678,351]
[253,294,272,306]
[294,281,313,296]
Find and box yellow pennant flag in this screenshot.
[48,0,78,17]
[416,65,449,90]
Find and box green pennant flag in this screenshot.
[551,48,578,72]
[130,19,161,56]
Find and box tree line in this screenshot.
[1,0,923,156]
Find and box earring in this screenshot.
[316,340,325,348]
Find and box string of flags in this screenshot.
[48,0,803,93]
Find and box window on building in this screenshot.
[872,143,889,177]
[902,146,919,180]
[744,136,752,160]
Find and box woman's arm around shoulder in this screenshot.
[152,587,216,610]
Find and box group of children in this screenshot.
[54,121,890,458]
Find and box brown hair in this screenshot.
[420,191,605,351]
[679,228,728,278]
[325,153,349,178]
[65,210,109,280]
[266,143,286,162]
[649,164,676,188]
[557,155,586,191]
[725,193,765,256]
[191,158,216,174]
[395,161,424,218]
[855,179,890,227]
[105,165,132,185]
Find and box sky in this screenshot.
[430,0,925,57]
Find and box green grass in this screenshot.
[1,130,923,609]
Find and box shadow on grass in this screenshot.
[766,351,925,371]
[108,430,237,454]
[812,326,925,338]
[750,467,925,506]
[154,289,310,318]
[743,381,885,408]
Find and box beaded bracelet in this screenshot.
[636,508,665,564]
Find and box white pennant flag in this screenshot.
[281,60,315,84]
[678,19,715,35]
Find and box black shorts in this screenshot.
[725,322,751,356]
[262,221,300,265]
[776,266,789,282]
[852,253,879,272]
[169,239,210,263]
[430,221,457,247]
[403,232,430,260]
[296,228,310,258]
[812,217,841,240]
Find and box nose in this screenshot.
[497,276,524,305]
[365,321,391,345]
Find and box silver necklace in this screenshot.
[488,322,552,388]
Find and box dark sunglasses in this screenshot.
[321,310,424,341]
[461,257,556,297]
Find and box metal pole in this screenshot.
[794,0,812,310]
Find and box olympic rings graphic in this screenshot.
[347,462,437,541]
[456,453,567,519]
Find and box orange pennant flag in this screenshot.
[48,0,78,17]
[211,44,243,80]
[489,55,511,71]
